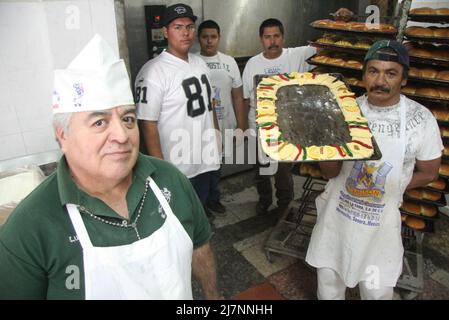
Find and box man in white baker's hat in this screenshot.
[0,34,221,300]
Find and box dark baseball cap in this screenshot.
[364,40,410,68]
[162,3,197,26]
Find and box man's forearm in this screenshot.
[406,171,439,190]
[232,87,248,131]
[141,120,164,159]
[192,243,221,299]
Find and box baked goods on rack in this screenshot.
[404,216,426,230]
[410,7,449,15]
[256,72,375,161]
[299,164,323,178]
[405,188,442,201]
[406,27,449,38]
[439,163,449,176]
[311,19,397,33]
[401,201,438,217]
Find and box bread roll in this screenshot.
[416,87,440,97]
[312,55,329,63]
[348,22,366,31]
[354,39,372,49]
[420,68,438,79]
[423,190,442,202]
[437,70,449,81]
[409,47,433,58]
[433,27,449,38]
[441,126,449,137]
[345,60,363,69]
[410,7,435,15]
[407,27,434,37]
[332,21,347,29]
[438,87,449,99]
[406,189,422,199]
[401,201,421,214]
[430,107,449,121]
[421,204,437,217]
[435,8,449,15]
[379,23,397,33]
[428,178,446,190]
[327,57,345,65]
[408,67,421,78]
[402,85,417,95]
[439,163,449,176]
[313,19,333,27]
[405,216,426,230]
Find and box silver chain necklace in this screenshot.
[78,179,150,240]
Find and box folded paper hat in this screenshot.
[52,34,134,114]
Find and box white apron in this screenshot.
[306,96,407,287]
[66,177,193,300]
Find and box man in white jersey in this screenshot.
[242,18,316,215]
[306,40,443,300]
[135,3,220,205]
[197,20,247,216]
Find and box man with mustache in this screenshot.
[0,34,220,299]
[242,18,316,216]
[306,40,443,300]
[135,4,221,208]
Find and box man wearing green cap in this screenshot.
[306,40,443,300]
[0,34,220,300]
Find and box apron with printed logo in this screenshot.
[66,177,193,299]
[306,95,407,287]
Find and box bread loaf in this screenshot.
[423,190,441,202]
[410,7,435,15]
[405,216,426,230]
[408,67,421,78]
[401,201,421,214]
[406,189,422,199]
[430,107,449,121]
[438,87,449,99]
[345,60,363,69]
[428,178,446,190]
[416,87,440,97]
[435,8,449,15]
[421,68,438,79]
[402,85,417,95]
[439,163,449,176]
[432,27,449,38]
[437,70,449,81]
[421,204,437,217]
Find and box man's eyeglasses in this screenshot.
[171,24,196,33]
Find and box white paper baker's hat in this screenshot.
[52,34,134,114]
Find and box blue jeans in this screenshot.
[189,171,214,205]
[207,168,221,204]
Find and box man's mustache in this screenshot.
[370,86,390,93]
[268,45,279,50]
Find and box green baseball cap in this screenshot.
[364,40,410,68]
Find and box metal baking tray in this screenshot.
[409,55,449,68]
[306,55,363,72]
[408,14,449,24]
[310,23,397,36]
[405,35,449,45]
[403,191,447,207]
[424,180,449,194]
[254,73,382,162]
[400,205,439,221]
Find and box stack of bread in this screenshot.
[311,19,397,33]
[401,201,438,218]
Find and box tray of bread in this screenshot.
[429,106,449,125]
[310,19,397,35]
[426,178,449,194]
[401,85,449,103]
[400,200,439,220]
[408,7,449,24]
[405,27,449,44]
[401,213,435,233]
[308,52,364,71]
[406,43,449,66]
[255,72,382,162]
[404,188,447,207]
[408,66,449,86]
[309,34,378,53]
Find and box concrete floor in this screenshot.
[193,167,449,300]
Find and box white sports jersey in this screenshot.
[197,52,242,135]
[135,51,220,178]
[242,46,316,130]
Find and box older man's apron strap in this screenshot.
[66,176,193,300]
[306,95,407,288]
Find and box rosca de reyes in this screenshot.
[256,72,374,161]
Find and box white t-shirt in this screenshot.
[242,46,316,130]
[357,95,443,194]
[135,51,220,178]
[197,52,242,135]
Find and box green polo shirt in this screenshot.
[0,154,211,299]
